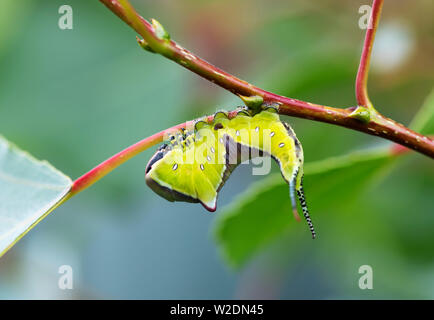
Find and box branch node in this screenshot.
[239,95,264,112]
[136,36,155,53]
[349,106,371,123]
[99,0,434,158]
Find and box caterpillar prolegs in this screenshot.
[145,107,316,238]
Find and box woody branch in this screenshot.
[99,0,434,158]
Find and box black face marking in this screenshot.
[145,147,167,174]
[214,123,224,130]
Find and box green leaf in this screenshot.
[0,136,72,257]
[213,147,395,268]
[410,88,434,134]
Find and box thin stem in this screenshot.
[70,112,238,196]
[98,0,434,159]
[355,0,384,109]
[70,122,185,196]
[69,117,425,197]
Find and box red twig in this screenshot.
[98,0,434,159]
[355,0,384,109]
[66,1,434,198]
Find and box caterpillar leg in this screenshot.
[296,177,316,239]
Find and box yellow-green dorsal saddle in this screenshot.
[145,108,316,238]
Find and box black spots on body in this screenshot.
[180,128,187,140]
[168,129,197,151]
[214,123,224,130]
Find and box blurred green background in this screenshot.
[0,0,433,299]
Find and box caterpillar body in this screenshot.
[145,107,316,238]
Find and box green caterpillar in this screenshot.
[145,107,316,238]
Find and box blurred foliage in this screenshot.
[214,88,434,297]
[410,90,434,134]
[214,147,395,268]
[0,0,432,299]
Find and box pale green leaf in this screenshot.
[0,136,72,257]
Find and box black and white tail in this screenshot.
[296,178,316,239]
